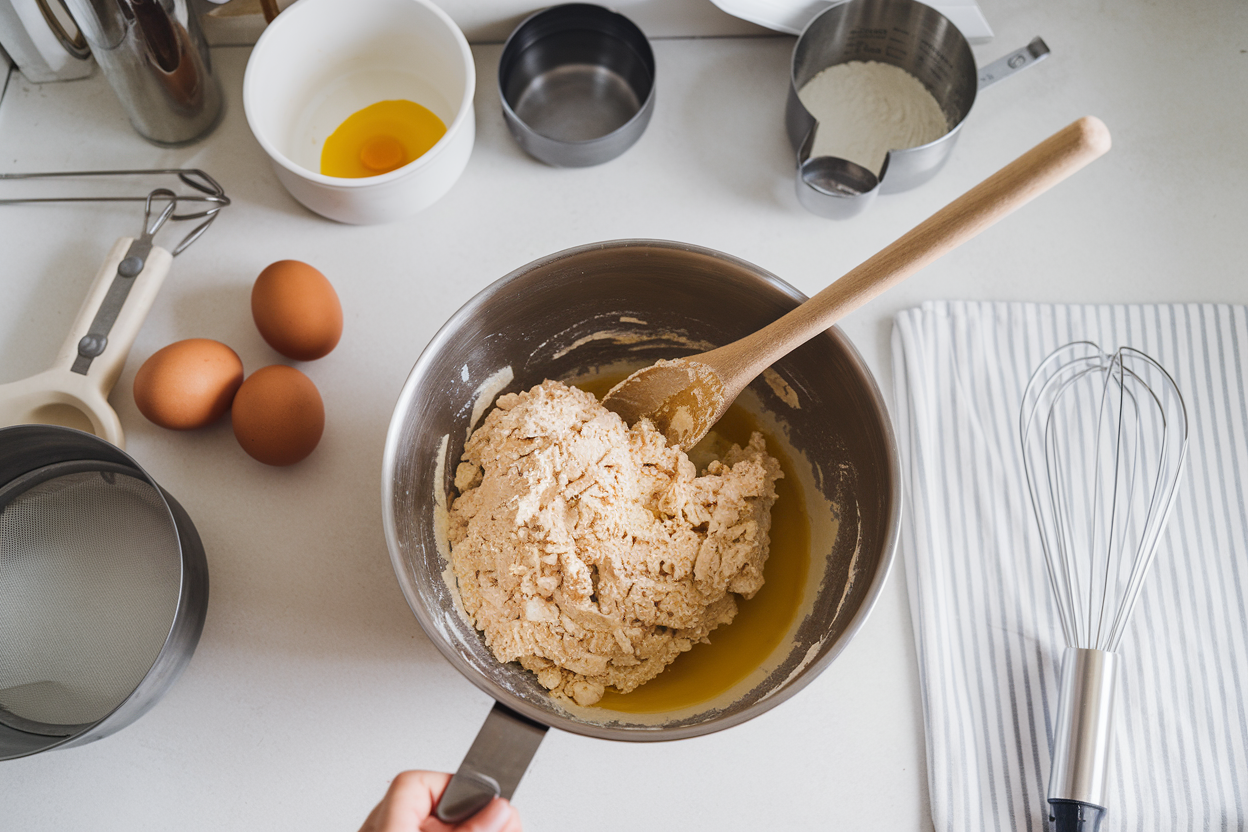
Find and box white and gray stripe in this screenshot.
[892,301,1248,831]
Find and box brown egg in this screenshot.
[231,365,325,466]
[251,260,343,361]
[133,339,245,430]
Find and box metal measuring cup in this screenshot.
[498,3,656,167]
[785,0,1049,218]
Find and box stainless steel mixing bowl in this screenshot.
[381,239,900,818]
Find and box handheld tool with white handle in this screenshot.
[0,172,230,448]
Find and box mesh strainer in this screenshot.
[0,425,208,760]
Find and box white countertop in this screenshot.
[2,1,1245,829]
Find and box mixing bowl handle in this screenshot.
[435,701,549,824]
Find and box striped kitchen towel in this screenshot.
[891,301,1248,832]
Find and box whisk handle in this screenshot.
[1048,648,1120,831]
[1049,799,1107,832]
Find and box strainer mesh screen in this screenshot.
[0,469,181,729]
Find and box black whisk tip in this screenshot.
[1049,799,1107,832]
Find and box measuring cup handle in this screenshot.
[977,36,1051,91]
[435,701,548,824]
[53,236,173,401]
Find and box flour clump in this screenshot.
[798,60,949,174]
[446,380,783,706]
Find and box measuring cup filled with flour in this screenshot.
[785,0,1049,218]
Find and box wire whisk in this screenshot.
[1020,342,1188,832]
[1021,342,1189,650]
[0,169,230,255]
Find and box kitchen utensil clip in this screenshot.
[0,169,230,447]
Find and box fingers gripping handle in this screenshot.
[436,702,548,824]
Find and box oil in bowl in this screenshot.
[242,0,476,222]
[321,100,448,178]
[571,376,816,715]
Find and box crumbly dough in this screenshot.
[447,380,783,706]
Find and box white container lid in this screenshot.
[708,0,995,42]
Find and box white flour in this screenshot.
[797,61,948,175]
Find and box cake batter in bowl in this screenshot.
[381,239,900,821]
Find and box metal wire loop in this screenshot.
[0,169,230,255]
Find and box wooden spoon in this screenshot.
[602,116,1112,447]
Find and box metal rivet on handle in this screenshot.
[118,256,144,278]
[77,334,108,358]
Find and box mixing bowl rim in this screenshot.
[380,238,901,741]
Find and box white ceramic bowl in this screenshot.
[243,0,476,224]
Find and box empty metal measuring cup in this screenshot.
[785,0,1049,218]
[498,3,656,167]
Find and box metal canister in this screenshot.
[61,0,223,146]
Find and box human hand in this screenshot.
[357,771,522,832]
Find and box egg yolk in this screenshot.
[320,100,447,178]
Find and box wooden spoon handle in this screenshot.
[710,116,1112,382]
